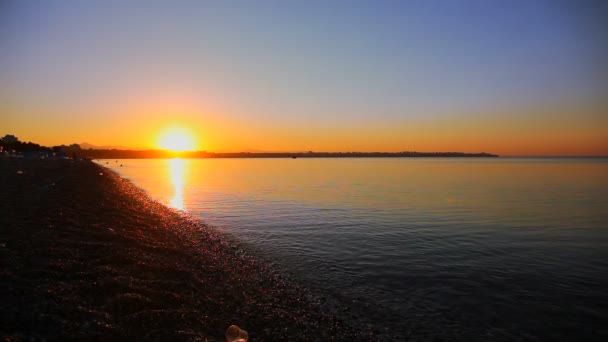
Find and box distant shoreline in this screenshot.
[81,150,499,159]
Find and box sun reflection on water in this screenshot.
[168,158,186,210]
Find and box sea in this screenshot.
[97,157,608,340]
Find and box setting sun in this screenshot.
[157,127,197,152]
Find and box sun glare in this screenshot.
[158,127,196,152]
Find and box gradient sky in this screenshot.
[1,0,607,155]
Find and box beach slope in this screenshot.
[0,159,371,341]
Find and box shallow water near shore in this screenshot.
[99,157,608,339]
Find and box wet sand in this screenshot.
[0,158,377,341]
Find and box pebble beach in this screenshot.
[0,158,377,341]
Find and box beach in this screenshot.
[0,158,374,341]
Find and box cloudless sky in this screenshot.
[1,0,606,155]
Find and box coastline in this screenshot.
[0,158,376,341]
[81,150,499,159]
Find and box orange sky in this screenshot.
[4,100,606,156]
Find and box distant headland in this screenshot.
[81,150,499,159]
[0,135,498,159]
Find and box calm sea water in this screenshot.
[98,158,608,340]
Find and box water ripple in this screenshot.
[100,158,608,340]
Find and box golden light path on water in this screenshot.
[168,158,186,211]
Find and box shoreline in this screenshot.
[0,158,378,340]
[83,151,500,159]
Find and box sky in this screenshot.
[1,0,607,155]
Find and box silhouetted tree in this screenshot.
[1,134,51,152]
[1,134,19,144]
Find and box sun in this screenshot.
[157,127,197,152]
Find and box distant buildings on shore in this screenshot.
[0,134,71,159]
